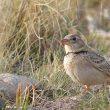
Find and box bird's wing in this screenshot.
[84,50,110,76]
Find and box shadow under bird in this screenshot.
[61,33,110,93]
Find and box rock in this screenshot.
[0,96,6,110]
[0,73,42,103]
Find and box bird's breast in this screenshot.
[63,55,107,85]
[63,54,79,82]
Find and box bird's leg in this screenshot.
[80,85,88,96]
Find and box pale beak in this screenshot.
[61,39,69,46]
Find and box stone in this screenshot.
[0,73,42,103]
[0,96,6,110]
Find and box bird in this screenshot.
[61,33,110,94]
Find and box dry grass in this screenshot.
[0,0,78,74]
[0,0,110,109]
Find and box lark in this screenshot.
[61,34,110,93]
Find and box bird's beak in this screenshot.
[61,39,69,46]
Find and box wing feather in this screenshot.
[84,51,110,76]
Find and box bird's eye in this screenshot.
[72,37,76,41]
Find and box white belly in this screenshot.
[64,55,107,86]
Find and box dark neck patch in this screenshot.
[65,50,87,56]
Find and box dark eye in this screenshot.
[72,37,76,41]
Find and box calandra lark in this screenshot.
[61,33,110,92]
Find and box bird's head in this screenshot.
[61,34,87,53]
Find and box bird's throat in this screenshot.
[64,45,88,56]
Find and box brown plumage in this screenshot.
[61,34,110,91]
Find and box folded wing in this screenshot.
[84,51,110,76]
